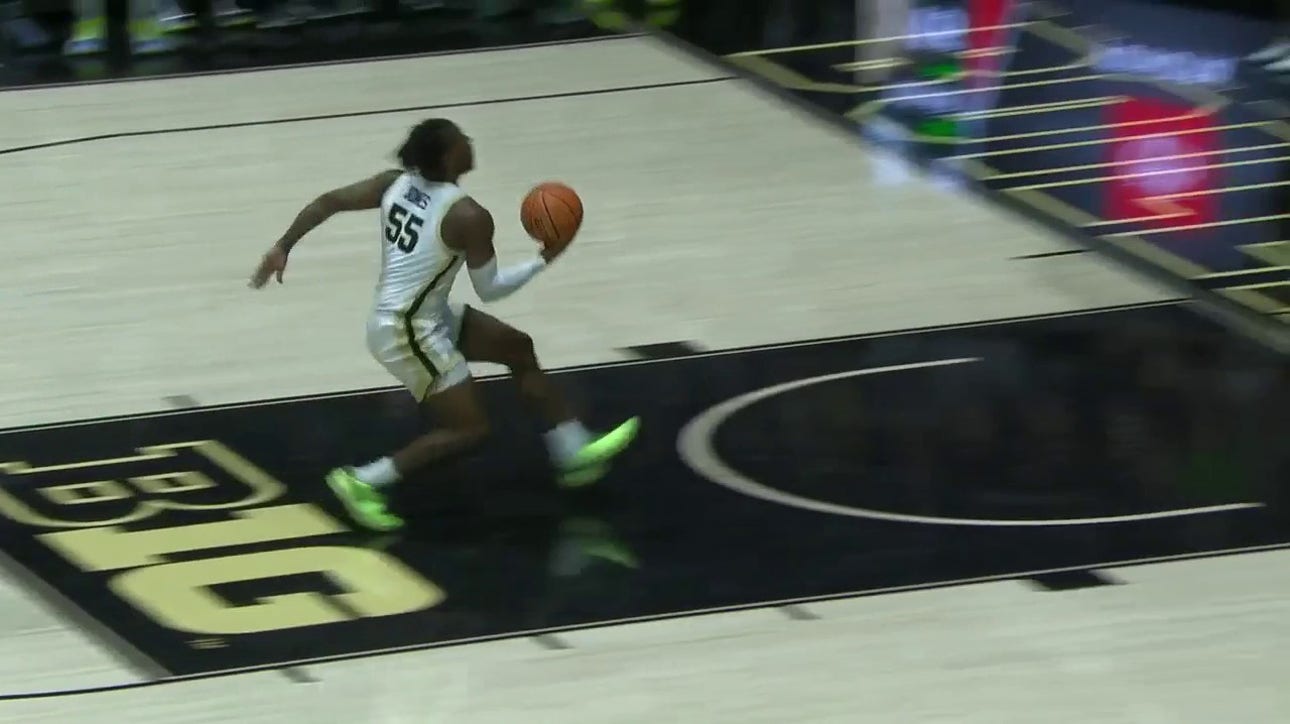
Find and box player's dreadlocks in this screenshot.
[396,118,458,181]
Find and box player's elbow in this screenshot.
[473,285,507,303]
[468,265,507,302]
[314,192,346,215]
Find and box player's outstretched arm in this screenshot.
[249,169,401,289]
[445,197,562,303]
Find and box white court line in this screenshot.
[677,360,1264,527]
[955,105,1209,137]
[726,21,1036,57]
[1139,180,1290,200]
[873,72,1104,105]
[953,95,1122,120]
[834,48,1088,88]
[1078,191,1290,229]
[728,53,1099,98]
[859,98,1219,146]
[1007,153,1290,192]
[1103,213,1290,238]
[953,120,1282,160]
[0,302,1186,435]
[993,142,1286,183]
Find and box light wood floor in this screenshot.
[2,33,1283,724]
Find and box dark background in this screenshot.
[3,1,1285,88]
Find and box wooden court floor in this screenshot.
[0,33,1286,723]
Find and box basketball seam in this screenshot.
[538,195,561,243]
[548,193,581,238]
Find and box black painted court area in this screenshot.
[0,302,1286,678]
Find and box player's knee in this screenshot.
[505,330,538,370]
[452,419,491,447]
[465,422,491,447]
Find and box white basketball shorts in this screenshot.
[366,300,471,401]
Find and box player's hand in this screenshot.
[249,246,289,289]
[538,235,572,264]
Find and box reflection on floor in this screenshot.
[0,301,1284,677]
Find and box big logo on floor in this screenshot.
[0,440,444,676]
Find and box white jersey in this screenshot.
[372,172,468,318]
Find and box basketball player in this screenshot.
[248,118,640,532]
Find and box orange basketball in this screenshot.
[521,182,583,248]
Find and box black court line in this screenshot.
[278,667,318,684]
[779,604,820,621]
[0,34,638,94]
[2,540,1287,702]
[618,341,706,359]
[0,299,1189,437]
[1027,570,1121,591]
[638,25,1290,355]
[0,75,737,157]
[531,634,574,650]
[1012,249,1090,261]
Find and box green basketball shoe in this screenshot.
[556,417,641,488]
[326,467,405,532]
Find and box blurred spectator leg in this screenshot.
[212,0,254,27]
[535,0,584,26]
[854,0,911,85]
[257,0,314,28]
[129,0,179,54]
[308,0,364,20]
[474,0,523,21]
[1249,0,1290,70]
[63,0,106,55]
[156,0,196,32]
[0,0,11,60]
[643,0,680,28]
[399,0,442,12]
[4,0,53,52]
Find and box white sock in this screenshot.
[545,420,592,466]
[353,457,400,488]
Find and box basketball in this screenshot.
[521,182,583,249]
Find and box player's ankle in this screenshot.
[354,457,400,488]
[544,419,591,464]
